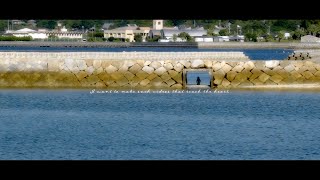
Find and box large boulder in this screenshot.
[258,73,270,83]
[142,66,155,74]
[105,65,118,74]
[154,67,167,75]
[191,60,204,68]
[140,79,150,86]
[265,60,280,69]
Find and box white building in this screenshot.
[229,35,245,42]
[158,37,186,42]
[6,28,47,39]
[46,25,83,39]
[12,20,24,25]
[161,29,207,40]
[46,31,83,39]
[104,24,150,42]
[158,39,170,42]
[61,26,68,32]
[284,32,291,39]
[5,27,83,40]
[194,36,214,42]
[213,35,244,42]
[213,36,230,42]
[104,29,134,42]
[153,20,163,30]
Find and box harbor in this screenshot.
[2,19,320,161]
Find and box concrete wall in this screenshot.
[301,35,320,43]
[198,42,320,49]
[2,42,320,49]
[0,52,320,89]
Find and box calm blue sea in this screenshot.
[0,47,293,60]
[1,89,320,160]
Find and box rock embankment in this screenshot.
[0,52,320,89]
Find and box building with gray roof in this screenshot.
[161,29,207,40]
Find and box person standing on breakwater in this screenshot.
[196,76,201,85]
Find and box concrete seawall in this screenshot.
[1,41,320,49]
[1,52,320,89]
[198,42,320,49]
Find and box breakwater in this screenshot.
[0,52,320,89]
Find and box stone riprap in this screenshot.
[0,52,320,89]
[293,49,320,59]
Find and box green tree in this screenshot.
[292,28,306,40]
[271,20,300,32]
[206,29,214,36]
[79,20,95,29]
[134,34,143,42]
[245,32,258,42]
[277,31,285,42]
[164,20,174,27]
[37,20,57,29]
[219,29,229,36]
[69,20,82,29]
[109,20,129,29]
[0,20,8,32]
[173,34,177,42]
[307,24,320,36]
[264,34,273,42]
[108,37,115,42]
[178,32,193,42]
[146,35,161,42]
[0,35,32,41]
[94,32,104,38]
[171,20,187,26]
[128,20,152,27]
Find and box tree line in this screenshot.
[1,20,320,41]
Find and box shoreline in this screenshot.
[0,41,319,49]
